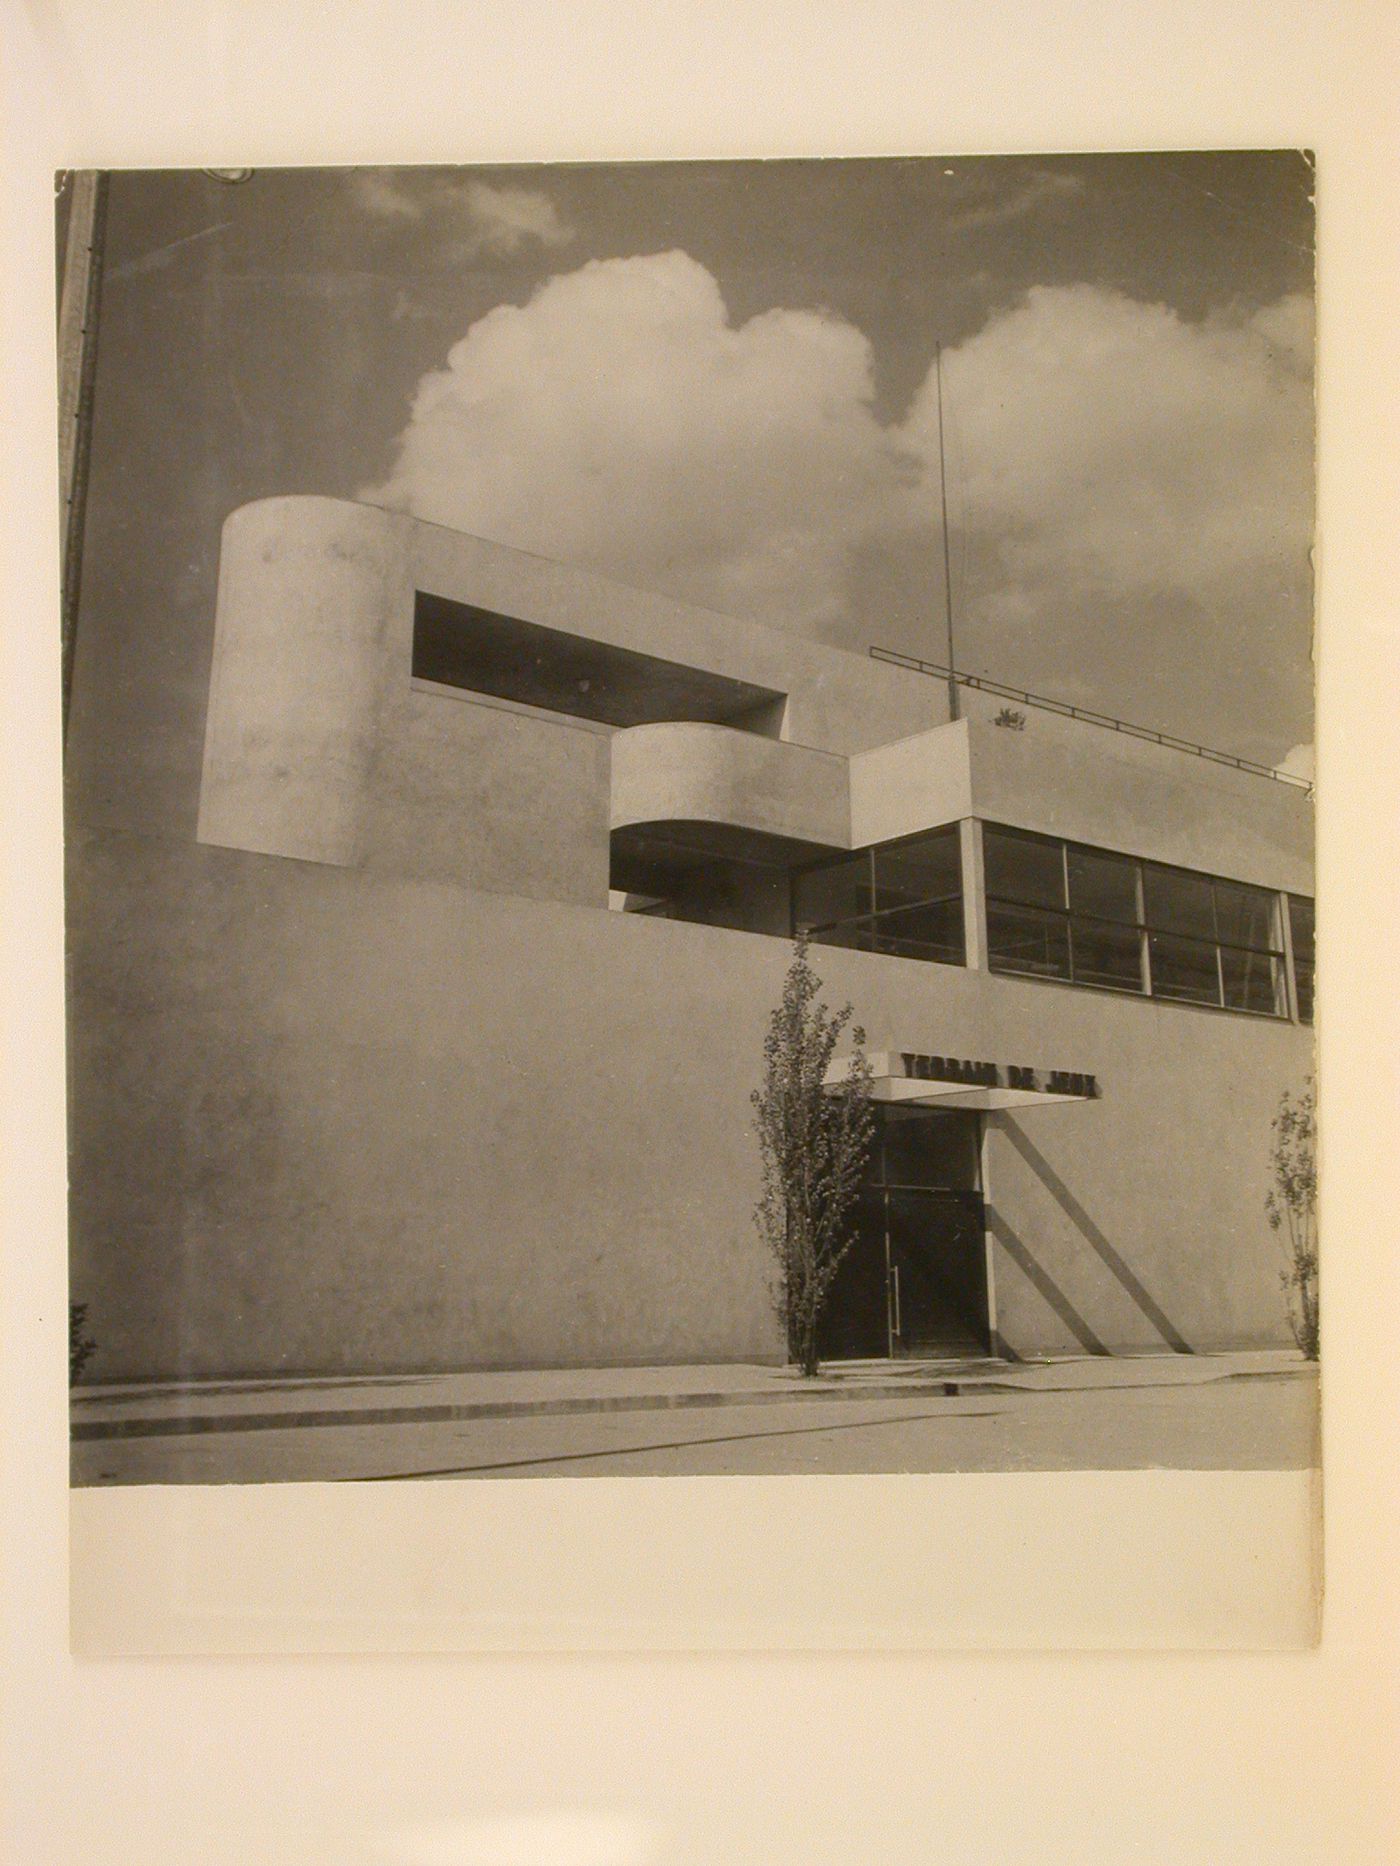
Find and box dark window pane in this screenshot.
[983,827,1065,910]
[987,902,1071,980]
[1288,894,1315,957]
[807,918,875,953]
[1149,931,1221,1005]
[1293,958,1315,1024]
[874,827,962,911]
[1214,880,1277,952]
[1289,895,1315,1022]
[793,854,871,930]
[1221,946,1285,1015]
[879,1107,980,1190]
[1066,847,1139,924]
[1143,865,1216,938]
[1070,917,1145,992]
[869,898,965,966]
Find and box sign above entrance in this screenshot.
[825,1049,1101,1111]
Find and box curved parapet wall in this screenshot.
[198,497,413,867]
[610,721,850,853]
[196,494,938,879]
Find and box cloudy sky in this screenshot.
[72,154,1315,820]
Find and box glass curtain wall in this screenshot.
[791,825,964,967]
[984,823,1289,1017]
[791,820,1299,1020]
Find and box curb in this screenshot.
[72,1378,1001,1441]
[69,1361,1310,1443]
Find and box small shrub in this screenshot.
[1266,1081,1318,1359]
[69,1302,98,1384]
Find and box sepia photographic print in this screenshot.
[62,154,1319,1510]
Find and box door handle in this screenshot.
[890,1264,901,1336]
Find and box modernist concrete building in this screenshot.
[67,494,1316,1379]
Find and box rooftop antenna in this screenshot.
[933,339,959,721]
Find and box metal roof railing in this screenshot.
[869,645,1313,792]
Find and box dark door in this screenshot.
[816,1106,990,1362]
[816,1189,889,1361]
[887,1187,989,1357]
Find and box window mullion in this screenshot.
[1136,861,1152,997]
[1061,841,1074,982]
[1279,890,1299,1022]
[1211,883,1226,1007]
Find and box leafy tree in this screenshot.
[1266,1079,1318,1359]
[752,936,875,1377]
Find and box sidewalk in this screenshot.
[72,1348,1310,1443]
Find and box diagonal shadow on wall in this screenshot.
[998,1120,1195,1354]
[984,1206,1110,1357]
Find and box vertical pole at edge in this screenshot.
[980,1113,1000,1359]
[57,169,109,753]
[934,340,959,722]
[883,1187,895,1360]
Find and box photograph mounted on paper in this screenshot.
[61,154,1318,1490]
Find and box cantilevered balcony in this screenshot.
[609,722,849,899]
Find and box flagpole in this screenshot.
[933,340,959,721]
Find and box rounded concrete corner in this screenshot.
[218,492,403,542]
[198,496,415,867]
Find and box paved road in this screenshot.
[72,1368,1318,1485]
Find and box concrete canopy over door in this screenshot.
[826,1049,1102,1111]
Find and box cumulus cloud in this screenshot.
[350,170,573,257]
[454,180,573,255]
[947,168,1086,232]
[368,250,917,630]
[366,252,1314,667]
[1279,741,1315,781]
[910,284,1316,643]
[351,171,424,221]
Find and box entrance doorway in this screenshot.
[816,1105,990,1361]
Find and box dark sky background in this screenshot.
[65,154,1315,837]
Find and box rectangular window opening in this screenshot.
[984,825,1292,1019]
[1288,894,1315,1023]
[793,826,965,971]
